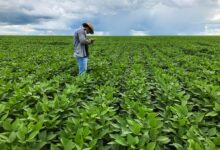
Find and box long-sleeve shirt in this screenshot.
[73,27,91,58]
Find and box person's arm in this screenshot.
[78,30,92,44]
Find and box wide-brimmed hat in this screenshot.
[82,22,94,34]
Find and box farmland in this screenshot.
[0,36,220,150]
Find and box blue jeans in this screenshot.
[76,57,88,75]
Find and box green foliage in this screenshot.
[0,36,220,149]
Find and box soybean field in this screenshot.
[0,36,220,150]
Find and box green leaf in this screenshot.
[75,128,83,147]
[170,143,184,150]
[83,148,92,150]
[2,119,12,131]
[205,111,218,117]
[178,117,187,126]
[75,144,81,150]
[89,139,97,148]
[28,130,40,141]
[121,127,132,136]
[111,123,120,129]
[132,122,142,135]
[11,119,19,130]
[60,137,75,150]
[0,104,6,113]
[206,138,216,150]
[194,113,204,123]
[147,142,156,150]
[39,130,47,141]
[208,128,216,136]
[115,136,127,146]
[127,134,134,145]
[139,135,148,147]
[188,139,194,150]
[1,113,9,121]
[157,136,170,144]
[214,102,220,112]
[16,129,25,141]
[0,134,9,143]
[214,136,220,146]
[110,134,127,146]
[98,129,109,139]
[37,141,47,149]
[127,119,134,125]
[82,127,90,137]
[162,128,176,134]
[51,143,60,150]
[149,129,159,141]
[133,136,139,145]
[148,118,162,128]
[28,122,43,141]
[194,142,202,150]
[47,133,57,141]
[9,132,16,143]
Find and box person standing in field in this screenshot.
[74,22,95,75]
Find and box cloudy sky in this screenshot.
[0,0,220,35]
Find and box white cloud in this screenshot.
[0,24,36,35]
[199,24,220,35]
[130,30,148,36]
[1,0,220,35]
[211,13,220,21]
[93,31,110,36]
[162,0,198,7]
[216,0,220,5]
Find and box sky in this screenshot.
[0,0,220,36]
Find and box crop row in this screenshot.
[0,36,219,150]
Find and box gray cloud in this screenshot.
[0,10,53,25]
[0,0,220,35]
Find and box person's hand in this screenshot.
[90,38,96,43]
